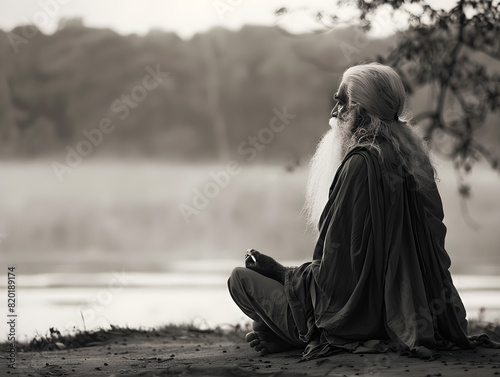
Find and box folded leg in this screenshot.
[227,266,305,350]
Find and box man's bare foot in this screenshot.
[244,331,299,356]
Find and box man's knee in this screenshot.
[227,266,247,293]
[230,266,247,278]
[228,266,262,300]
[228,266,254,308]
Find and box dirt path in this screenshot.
[3,329,499,376]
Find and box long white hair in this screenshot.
[303,63,435,234]
[341,63,435,191]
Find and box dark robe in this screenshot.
[284,144,497,359]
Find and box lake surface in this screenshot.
[1,260,499,341]
[0,160,499,340]
[1,159,499,276]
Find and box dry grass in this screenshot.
[5,319,498,353]
[6,321,250,352]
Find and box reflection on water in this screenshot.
[1,261,499,341]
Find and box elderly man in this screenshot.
[227,63,492,359]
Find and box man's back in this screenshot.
[285,144,471,358]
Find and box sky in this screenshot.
[0,0,460,39]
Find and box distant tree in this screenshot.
[8,68,73,144]
[277,0,500,197]
[0,69,18,155]
[57,17,85,31]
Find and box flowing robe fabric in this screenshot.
[284,144,493,359]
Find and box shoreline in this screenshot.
[3,323,499,377]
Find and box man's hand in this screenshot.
[245,249,286,284]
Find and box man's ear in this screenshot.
[354,105,369,129]
[355,105,367,117]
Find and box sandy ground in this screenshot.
[3,328,500,377]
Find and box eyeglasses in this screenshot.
[330,92,346,118]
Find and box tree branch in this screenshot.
[414,110,438,123]
[436,123,498,170]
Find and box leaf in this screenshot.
[458,183,471,198]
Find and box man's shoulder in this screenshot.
[342,146,373,171]
[344,143,400,172]
[338,144,398,189]
[337,148,371,182]
[344,144,379,159]
[343,151,368,169]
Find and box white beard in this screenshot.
[303,117,350,234]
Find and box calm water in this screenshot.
[1,160,499,340]
[2,260,500,341]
